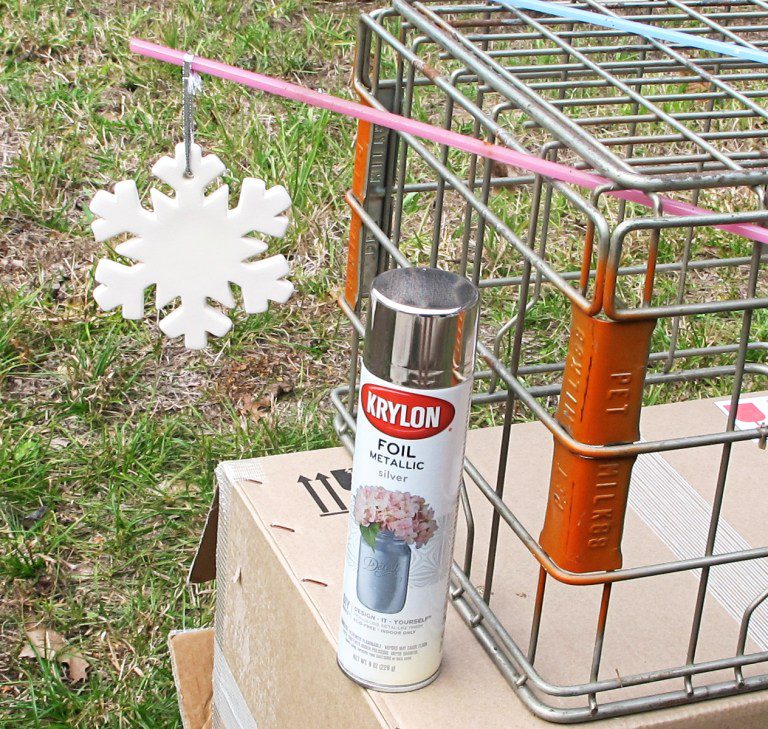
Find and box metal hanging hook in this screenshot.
[182,53,201,178]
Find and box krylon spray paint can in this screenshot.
[338,267,480,692]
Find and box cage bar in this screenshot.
[333,0,768,721]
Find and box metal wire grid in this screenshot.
[332,0,768,722]
[396,0,768,191]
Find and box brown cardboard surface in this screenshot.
[169,629,214,729]
[212,394,768,728]
[220,482,389,729]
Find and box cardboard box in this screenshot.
[169,629,214,729]
[174,394,768,728]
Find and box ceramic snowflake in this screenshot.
[90,142,293,349]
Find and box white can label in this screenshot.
[338,365,472,688]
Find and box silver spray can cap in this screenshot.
[364,267,480,390]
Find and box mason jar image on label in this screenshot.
[357,528,411,614]
[354,486,439,614]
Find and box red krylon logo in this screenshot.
[361,384,455,439]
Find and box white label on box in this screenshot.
[715,396,768,444]
[337,365,472,690]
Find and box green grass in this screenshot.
[1,1,358,725]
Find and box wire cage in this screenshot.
[331,0,768,722]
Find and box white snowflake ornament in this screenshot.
[90,142,293,349]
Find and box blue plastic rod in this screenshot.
[494,0,768,66]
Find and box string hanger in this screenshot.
[182,53,203,178]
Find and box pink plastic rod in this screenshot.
[130,39,768,246]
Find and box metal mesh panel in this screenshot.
[332,1,768,721]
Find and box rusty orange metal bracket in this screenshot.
[539,304,656,573]
[343,94,375,309]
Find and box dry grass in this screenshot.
[1,1,360,725]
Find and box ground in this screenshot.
[1,1,361,725]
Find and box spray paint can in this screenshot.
[338,267,479,692]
